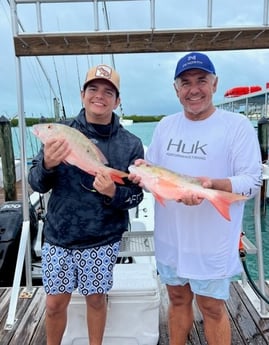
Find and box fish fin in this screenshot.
[208,191,247,221]
[149,178,172,205]
[153,192,166,205]
[108,168,129,185]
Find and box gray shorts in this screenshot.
[42,241,120,295]
[157,261,231,300]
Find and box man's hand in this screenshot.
[93,167,116,198]
[177,192,204,205]
[128,158,147,187]
[176,176,212,205]
[43,138,71,170]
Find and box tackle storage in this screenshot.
[62,263,160,345]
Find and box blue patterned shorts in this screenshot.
[42,242,120,295]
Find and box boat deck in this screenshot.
[1,280,269,345]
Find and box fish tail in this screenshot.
[109,168,129,185]
[208,191,247,221]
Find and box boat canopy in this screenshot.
[224,86,262,98]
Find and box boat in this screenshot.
[224,85,262,98]
[119,117,134,126]
[217,86,269,122]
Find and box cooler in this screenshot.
[62,263,160,345]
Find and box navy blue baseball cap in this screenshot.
[174,52,216,79]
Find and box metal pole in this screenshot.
[150,0,155,30]
[5,221,32,330]
[94,0,99,31]
[5,56,34,330]
[5,0,33,329]
[254,188,268,314]
[36,0,42,32]
[207,0,213,27]
[263,0,269,26]
[15,41,32,292]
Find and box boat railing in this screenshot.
[4,220,34,330]
[10,0,269,55]
[216,88,269,122]
[4,192,49,330]
[239,167,269,317]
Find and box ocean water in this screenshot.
[242,198,269,280]
[11,126,41,160]
[11,122,269,280]
[125,121,158,147]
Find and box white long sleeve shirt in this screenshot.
[146,109,262,279]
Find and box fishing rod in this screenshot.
[102,0,125,117]
[6,0,59,104]
[76,56,82,92]
[239,232,269,304]
[52,56,66,120]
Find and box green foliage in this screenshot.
[10,117,57,127]
[121,115,165,122]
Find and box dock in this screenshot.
[0,181,28,205]
[0,280,269,344]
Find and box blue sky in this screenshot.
[1,0,269,118]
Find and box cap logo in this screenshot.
[83,64,120,92]
[187,55,197,61]
[182,54,203,68]
[95,65,112,79]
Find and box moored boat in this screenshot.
[224,85,262,97]
[119,117,133,126]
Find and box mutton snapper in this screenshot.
[32,123,128,184]
[128,163,247,221]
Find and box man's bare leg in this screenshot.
[166,284,194,345]
[86,293,107,345]
[46,293,71,345]
[196,295,231,345]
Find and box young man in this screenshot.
[28,64,144,345]
[130,52,262,344]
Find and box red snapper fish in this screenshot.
[32,123,128,184]
[128,163,247,221]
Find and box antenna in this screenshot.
[52,57,66,120]
[6,0,59,117]
[102,0,124,117]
